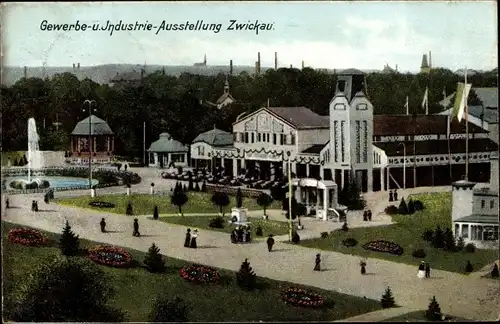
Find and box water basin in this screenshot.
[5,176,99,190]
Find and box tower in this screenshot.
[224,74,230,94]
[204,54,207,65]
[328,69,373,192]
[420,54,430,74]
[275,52,278,70]
[451,180,476,237]
[229,59,233,75]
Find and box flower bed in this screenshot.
[8,228,48,247]
[87,245,132,268]
[88,201,116,208]
[281,287,325,308]
[362,240,404,256]
[179,264,220,284]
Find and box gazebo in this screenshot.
[70,115,114,164]
[148,133,189,168]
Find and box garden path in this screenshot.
[2,184,498,322]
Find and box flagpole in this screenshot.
[446,87,452,181]
[465,68,469,180]
[426,87,429,115]
[405,96,409,115]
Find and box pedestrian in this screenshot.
[267,234,275,252]
[363,211,368,221]
[242,226,247,243]
[190,229,198,248]
[100,218,106,233]
[184,228,191,247]
[237,226,243,243]
[124,164,128,171]
[425,262,431,278]
[314,253,321,271]
[389,190,394,202]
[245,226,251,243]
[44,192,49,204]
[5,197,9,209]
[394,190,398,201]
[360,260,367,274]
[132,218,141,237]
[368,210,372,221]
[417,261,425,278]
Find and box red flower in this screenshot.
[179,264,220,284]
[87,245,132,268]
[281,287,325,308]
[8,228,48,247]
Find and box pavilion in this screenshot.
[69,115,114,164]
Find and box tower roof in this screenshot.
[421,54,429,68]
[71,115,113,135]
[192,128,233,146]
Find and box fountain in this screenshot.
[27,118,44,182]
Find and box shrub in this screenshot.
[144,243,166,273]
[465,261,473,273]
[126,202,133,216]
[149,295,189,322]
[291,230,300,244]
[431,226,445,249]
[236,258,257,291]
[320,231,329,238]
[384,205,399,215]
[342,238,358,247]
[456,236,465,251]
[171,188,189,216]
[195,182,200,191]
[153,205,159,220]
[59,220,80,256]
[341,221,349,232]
[10,257,124,322]
[411,249,426,258]
[381,287,395,308]
[211,191,231,216]
[209,216,225,229]
[398,198,408,214]
[414,200,424,211]
[407,199,415,214]
[491,263,499,278]
[442,228,456,252]
[256,192,273,216]
[256,226,263,237]
[464,243,476,253]
[422,229,434,242]
[426,296,442,321]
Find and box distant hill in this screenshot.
[1,64,384,86]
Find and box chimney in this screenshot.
[230,59,233,75]
[290,64,292,68]
[257,52,261,75]
[301,61,304,69]
[429,51,432,68]
[255,62,259,76]
[72,63,75,70]
[77,63,80,69]
[395,64,398,71]
[23,66,27,78]
[274,52,278,70]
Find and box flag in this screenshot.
[421,87,428,112]
[404,96,409,115]
[452,82,472,122]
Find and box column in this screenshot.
[93,137,97,153]
[107,137,110,151]
[367,168,373,192]
[306,164,310,178]
[386,167,390,190]
[168,153,172,166]
[341,170,345,189]
[283,160,287,175]
[380,167,385,192]
[241,159,246,170]
[77,137,80,151]
[323,189,329,221]
[305,187,309,208]
[316,188,321,212]
[468,224,471,239]
[232,159,238,177]
[459,224,463,237]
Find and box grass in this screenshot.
[56,192,282,215]
[159,215,290,237]
[2,221,382,322]
[2,151,26,166]
[381,310,470,322]
[299,193,498,274]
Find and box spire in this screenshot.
[204,54,207,64]
[421,54,429,68]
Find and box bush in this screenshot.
[10,257,124,322]
[407,199,415,214]
[456,236,465,251]
[442,228,456,252]
[153,205,159,220]
[398,198,408,214]
[431,226,445,249]
[236,258,257,291]
[491,263,499,278]
[384,205,399,215]
[256,226,263,237]
[426,296,442,321]
[149,295,189,322]
[342,238,358,247]
[126,202,133,216]
[144,243,166,273]
[59,220,80,256]
[291,230,300,244]
[411,249,426,258]
[464,243,476,253]
[209,216,225,229]
[465,261,473,273]
[211,191,231,216]
[414,200,424,211]
[171,188,189,216]
[381,287,395,308]
[320,232,329,238]
[422,229,434,242]
[341,221,349,232]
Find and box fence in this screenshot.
[206,183,264,198]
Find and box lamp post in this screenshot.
[286,151,293,242]
[397,142,406,189]
[83,99,96,194]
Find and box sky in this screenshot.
[1,1,497,72]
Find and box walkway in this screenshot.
[3,190,499,322]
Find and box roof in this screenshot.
[301,144,327,154]
[373,115,487,136]
[474,88,498,108]
[473,187,498,196]
[452,180,477,188]
[148,133,188,153]
[267,107,330,129]
[192,128,234,146]
[438,106,498,124]
[71,115,113,135]
[373,138,498,156]
[215,92,235,105]
[338,68,365,75]
[454,214,499,224]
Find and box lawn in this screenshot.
[159,215,290,237]
[299,193,498,274]
[2,221,382,322]
[381,310,470,322]
[56,192,282,215]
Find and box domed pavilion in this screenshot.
[70,115,115,164]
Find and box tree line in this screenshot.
[1,67,497,157]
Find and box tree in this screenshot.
[442,228,456,251]
[381,287,395,308]
[256,192,273,216]
[153,205,159,220]
[171,187,188,216]
[9,257,124,322]
[211,191,231,216]
[59,220,80,256]
[465,260,473,273]
[432,225,445,248]
[236,188,243,208]
[236,258,257,291]
[398,198,408,215]
[407,199,415,214]
[425,296,442,321]
[149,295,189,322]
[143,243,166,273]
[195,182,200,191]
[283,197,299,220]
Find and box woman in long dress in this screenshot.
[417,261,426,278]
[190,229,198,248]
[184,228,191,247]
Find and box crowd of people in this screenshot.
[230,226,252,244]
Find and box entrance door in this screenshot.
[159,154,164,168]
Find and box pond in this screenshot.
[5,176,99,190]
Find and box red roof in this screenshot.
[373,115,487,136]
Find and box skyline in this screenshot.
[1,1,498,72]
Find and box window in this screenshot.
[356,121,361,163]
[462,224,469,239]
[334,121,338,162]
[481,200,485,208]
[257,133,261,142]
[341,121,345,162]
[490,200,495,209]
[280,134,285,145]
[483,226,499,241]
[273,134,277,145]
[363,121,368,163]
[291,134,296,145]
[245,133,249,143]
[251,133,255,143]
[149,153,155,164]
[233,133,238,142]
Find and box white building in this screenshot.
[148,133,189,168]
